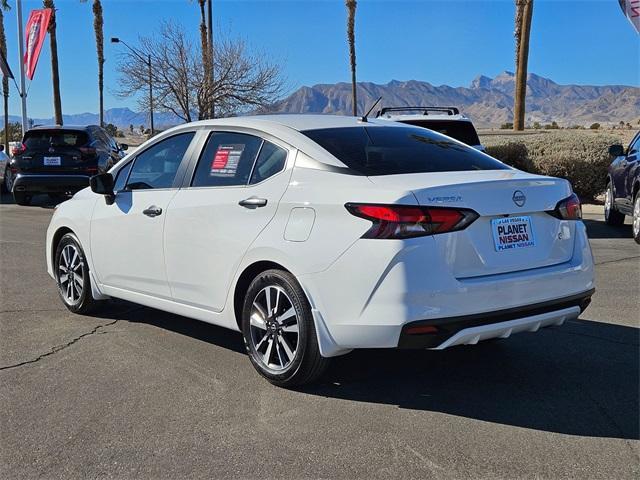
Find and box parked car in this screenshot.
[376,106,486,151]
[605,131,640,243]
[0,144,10,193]
[46,115,595,387]
[10,125,128,205]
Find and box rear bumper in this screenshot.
[13,174,90,193]
[398,289,593,349]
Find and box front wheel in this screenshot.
[241,269,330,387]
[13,191,32,206]
[54,233,99,314]
[633,193,640,245]
[604,181,625,226]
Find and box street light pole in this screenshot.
[110,37,154,136]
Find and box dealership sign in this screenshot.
[23,9,52,80]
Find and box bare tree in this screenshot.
[115,22,284,122]
[345,0,357,116]
[513,0,533,131]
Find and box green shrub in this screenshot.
[485,142,536,173]
[589,123,600,130]
[500,122,513,130]
[482,132,620,200]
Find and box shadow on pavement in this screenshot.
[0,192,64,208]
[583,218,633,239]
[100,300,639,440]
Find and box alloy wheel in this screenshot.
[249,285,300,371]
[604,186,612,220]
[633,196,640,238]
[4,167,13,193]
[58,244,84,304]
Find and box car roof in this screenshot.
[28,125,99,132]
[185,114,402,132]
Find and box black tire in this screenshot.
[241,269,330,387]
[604,181,625,226]
[1,166,10,193]
[633,192,640,245]
[13,191,32,206]
[54,233,99,315]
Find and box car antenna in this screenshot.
[360,97,382,123]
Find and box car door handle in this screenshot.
[239,197,268,209]
[142,205,163,217]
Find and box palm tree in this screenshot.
[196,0,212,119]
[43,0,63,125]
[345,0,357,116]
[0,1,9,152]
[513,0,533,131]
[81,0,104,126]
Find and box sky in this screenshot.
[3,0,639,119]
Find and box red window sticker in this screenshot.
[212,149,230,169]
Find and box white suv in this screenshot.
[376,106,485,151]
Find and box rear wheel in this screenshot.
[1,166,12,193]
[13,191,32,206]
[604,181,625,226]
[633,193,640,245]
[241,269,329,387]
[54,233,99,314]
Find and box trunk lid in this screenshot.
[368,170,576,278]
[16,129,96,174]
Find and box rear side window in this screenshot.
[400,120,481,147]
[249,141,287,184]
[126,132,195,190]
[24,130,89,149]
[302,126,507,176]
[191,132,263,187]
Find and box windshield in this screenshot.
[399,120,481,146]
[302,125,507,176]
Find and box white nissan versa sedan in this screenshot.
[46,115,595,386]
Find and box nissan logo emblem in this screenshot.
[512,190,526,207]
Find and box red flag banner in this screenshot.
[23,8,52,80]
[619,0,640,33]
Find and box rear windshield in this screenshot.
[24,130,89,149]
[302,126,507,176]
[399,120,481,146]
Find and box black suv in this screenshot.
[10,125,128,205]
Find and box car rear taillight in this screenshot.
[345,203,479,239]
[79,147,97,156]
[86,166,99,174]
[548,193,582,220]
[11,143,26,156]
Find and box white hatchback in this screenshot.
[46,115,595,386]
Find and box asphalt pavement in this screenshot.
[1,194,638,479]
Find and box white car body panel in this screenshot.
[46,115,595,359]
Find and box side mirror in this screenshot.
[119,143,129,151]
[608,144,625,157]
[90,172,115,205]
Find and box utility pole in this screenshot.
[514,0,533,131]
[206,0,214,118]
[148,54,154,136]
[16,0,28,135]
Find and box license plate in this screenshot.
[44,156,61,166]
[491,215,535,252]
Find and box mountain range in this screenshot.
[10,72,640,129]
[270,72,640,127]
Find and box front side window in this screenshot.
[249,141,287,184]
[126,132,195,190]
[302,125,508,176]
[113,161,133,192]
[191,132,263,187]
